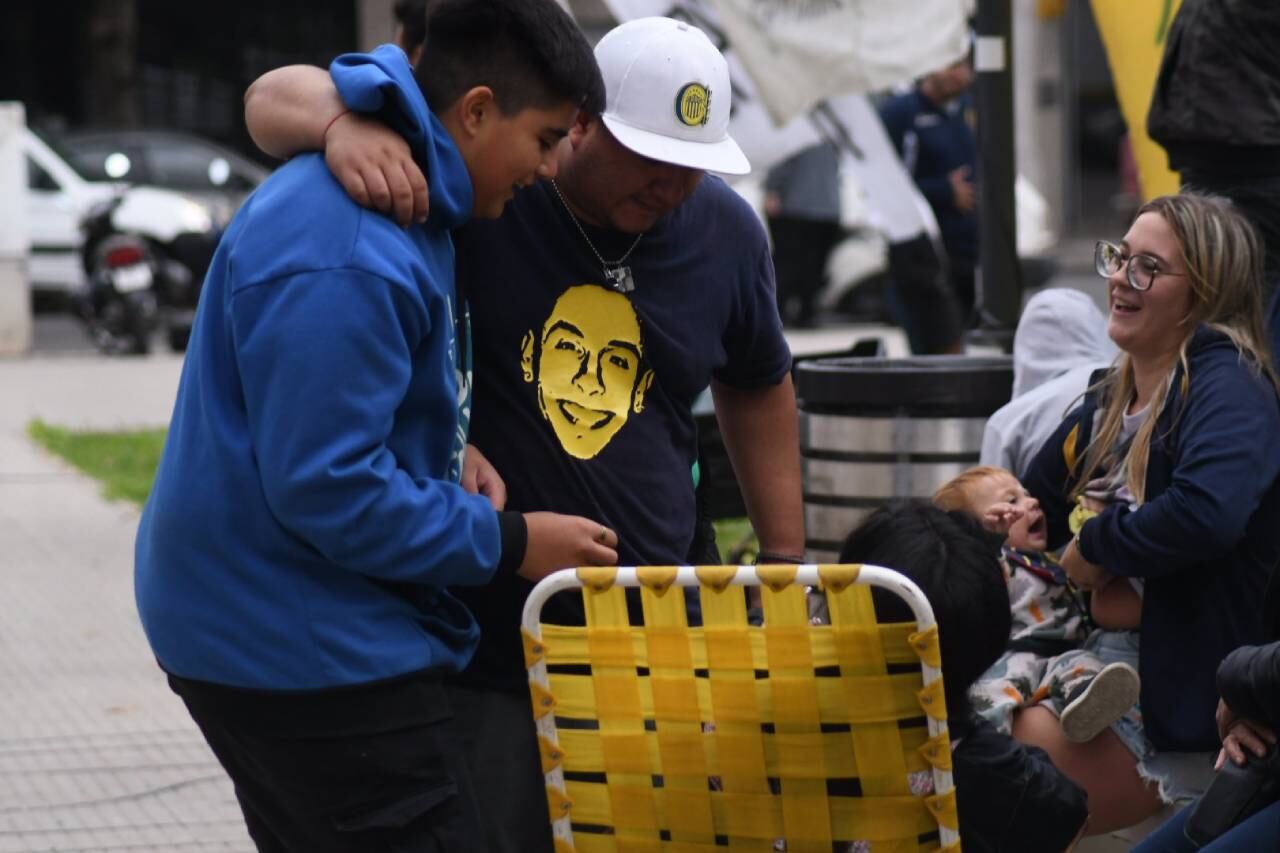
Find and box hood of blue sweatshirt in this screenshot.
[332,44,473,231]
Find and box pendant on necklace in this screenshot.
[604,265,635,293]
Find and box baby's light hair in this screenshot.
[933,465,1015,515]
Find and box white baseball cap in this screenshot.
[595,17,750,176]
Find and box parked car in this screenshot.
[55,129,269,227]
[22,127,230,300]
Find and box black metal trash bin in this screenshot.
[796,355,1014,561]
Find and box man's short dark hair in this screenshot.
[838,501,1010,721]
[393,0,427,57]
[415,0,605,118]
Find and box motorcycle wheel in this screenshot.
[167,324,191,353]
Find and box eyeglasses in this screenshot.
[1094,240,1185,292]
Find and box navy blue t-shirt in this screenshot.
[452,176,791,689]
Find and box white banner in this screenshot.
[708,0,970,126]
[599,0,938,241]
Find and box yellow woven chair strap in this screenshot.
[693,564,738,592]
[635,565,679,596]
[531,682,557,720]
[523,627,547,668]
[925,788,959,831]
[817,563,861,592]
[538,734,566,774]
[916,677,948,721]
[918,731,953,771]
[577,565,618,592]
[754,563,798,591]
[546,785,574,821]
[907,624,941,668]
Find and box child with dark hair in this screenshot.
[135,1,612,849]
[840,501,1089,853]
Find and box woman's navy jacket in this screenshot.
[1024,327,1280,751]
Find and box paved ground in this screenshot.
[0,354,254,852]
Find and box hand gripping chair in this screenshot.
[521,564,960,852]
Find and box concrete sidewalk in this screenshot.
[0,354,252,852]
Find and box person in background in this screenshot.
[764,141,842,328]
[879,57,978,323]
[392,0,427,64]
[980,289,1117,478]
[840,502,1088,853]
[1132,637,1280,851]
[1147,0,1280,366]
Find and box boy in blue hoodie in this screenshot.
[133,1,610,849]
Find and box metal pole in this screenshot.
[971,0,1020,348]
[0,102,32,355]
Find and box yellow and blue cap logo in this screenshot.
[674,83,711,128]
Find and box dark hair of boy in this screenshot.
[416,0,606,119]
[393,0,427,57]
[838,501,1011,723]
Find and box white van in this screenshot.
[23,128,221,295]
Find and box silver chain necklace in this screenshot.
[550,179,642,293]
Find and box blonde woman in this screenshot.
[1021,193,1280,833]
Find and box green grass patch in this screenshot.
[22,420,762,548]
[28,419,166,506]
[713,517,757,563]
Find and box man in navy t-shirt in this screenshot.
[245,15,805,852]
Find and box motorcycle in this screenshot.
[77,195,207,354]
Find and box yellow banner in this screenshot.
[1090,0,1182,199]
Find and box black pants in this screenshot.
[767,215,843,327]
[170,671,484,853]
[885,234,966,354]
[447,683,555,853]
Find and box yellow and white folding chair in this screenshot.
[521,563,960,852]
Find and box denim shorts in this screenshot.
[1085,629,1217,805]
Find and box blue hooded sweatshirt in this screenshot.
[135,45,524,690]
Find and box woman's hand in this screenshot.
[325,113,429,226]
[1215,700,1277,769]
[1060,538,1112,591]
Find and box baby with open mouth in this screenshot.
[935,466,1141,745]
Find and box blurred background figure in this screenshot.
[1146,0,1280,365]
[763,141,842,328]
[879,57,978,325]
[392,0,426,64]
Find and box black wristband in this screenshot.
[755,550,806,564]
[495,511,528,575]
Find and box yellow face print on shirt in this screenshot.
[521,284,655,460]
